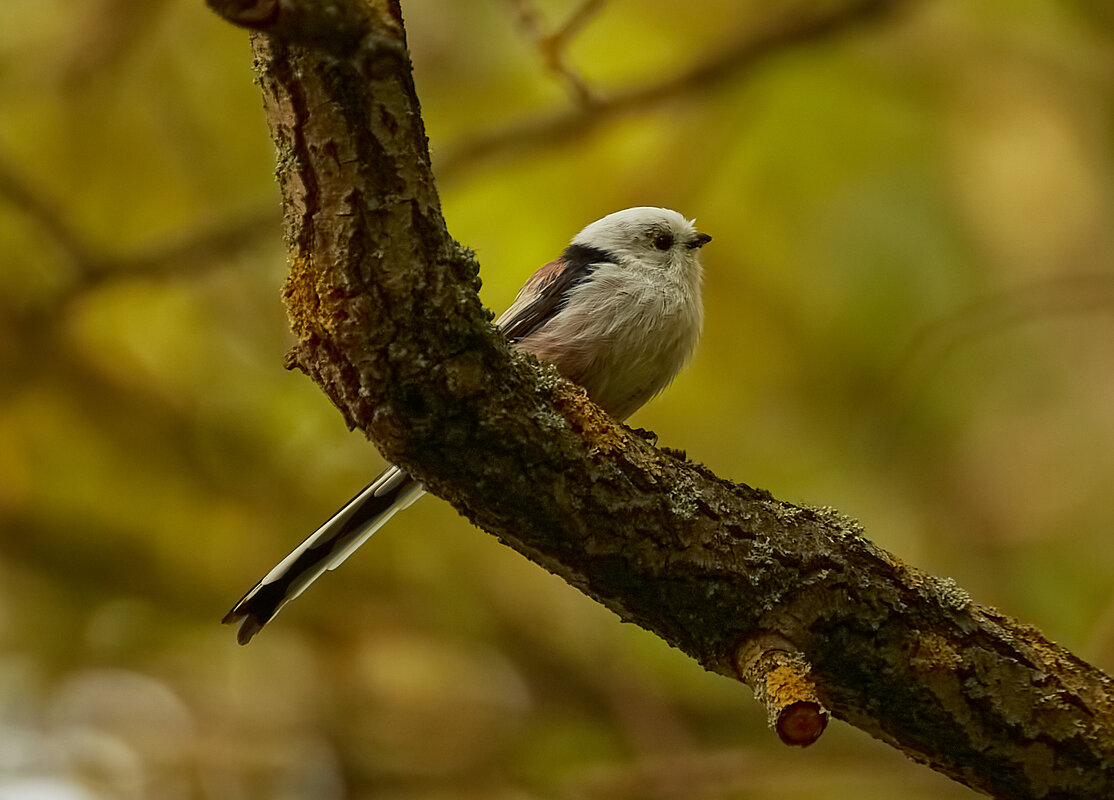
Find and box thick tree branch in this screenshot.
[207,1,1114,797]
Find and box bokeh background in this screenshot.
[2,0,1113,798]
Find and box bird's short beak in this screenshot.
[688,232,712,249]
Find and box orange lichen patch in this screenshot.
[281,253,323,336]
[908,629,962,672]
[550,381,626,455]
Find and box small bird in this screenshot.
[224,207,711,643]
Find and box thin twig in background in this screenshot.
[0,150,278,314]
[502,0,607,107]
[874,271,1114,445]
[0,155,101,273]
[100,209,280,280]
[58,0,174,88]
[2,0,911,300]
[441,0,914,179]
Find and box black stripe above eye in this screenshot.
[562,243,618,272]
[550,244,618,313]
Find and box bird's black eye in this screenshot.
[652,233,673,251]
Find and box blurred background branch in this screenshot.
[502,0,608,106]
[878,270,1114,445]
[58,0,178,89]
[0,153,101,275]
[0,152,279,319]
[438,0,915,179]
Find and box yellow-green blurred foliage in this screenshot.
[1,0,1113,798]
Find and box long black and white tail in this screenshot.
[222,466,424,644]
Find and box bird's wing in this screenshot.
[496,244,614,342]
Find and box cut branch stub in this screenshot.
[735,632,829,747]
[206,0,278,29]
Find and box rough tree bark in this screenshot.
[205,0,1114,797]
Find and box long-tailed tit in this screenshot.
[224,207,711,643]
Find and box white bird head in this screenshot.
[571,206,711,274]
